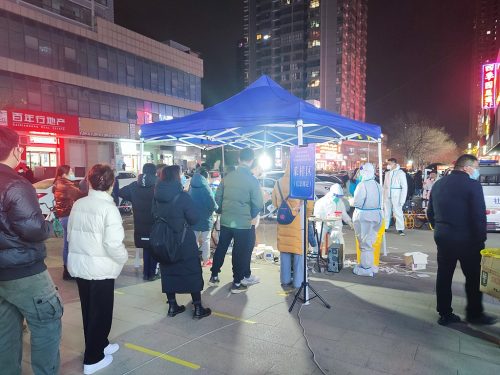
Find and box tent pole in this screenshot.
[139,138,144,173]
[378,140,387,256]
[221,145,225,177]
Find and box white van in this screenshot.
[479,165,500,232]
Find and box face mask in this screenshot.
[470,169,480,180]
[181,175,187,186]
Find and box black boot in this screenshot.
[63,266,74,281]
[193,303,211,320]
[167,301,186,317]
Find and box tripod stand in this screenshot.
[289,200,331,312]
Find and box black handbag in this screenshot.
[150,193,187,264]
[276,181,297,225]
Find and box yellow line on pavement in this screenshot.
[124,343,200,370]
[212,311,256,324]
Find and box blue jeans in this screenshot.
[59,216,69,266]
[0,270,63,375]
[280,252,304,289]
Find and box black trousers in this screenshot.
[76,278,115,365]
[211,226,254,284]
[436,243,483,318]
[166,292,201,304]
[143,246,158,279]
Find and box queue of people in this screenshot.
[1,124,498,375]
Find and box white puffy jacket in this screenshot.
[67,189,128,280]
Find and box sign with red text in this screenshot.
[482,63,499,110]
[4,109,79,135]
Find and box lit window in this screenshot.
[486,30,491,35]
[310,0,320,9]
[312,40,321,47]
[308,79,320,87]
[263,34,271,40]
[311,71,320,78]
[257,34,262,40]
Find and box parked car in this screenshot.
[34,178,82,217]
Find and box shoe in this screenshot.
[231,283,248,294]
[241,275,260,286]
[466,313,497,325]
[63,266,74,281]
[167,302,186,317]
[83,355,113,375]
[353,266,374,277]
[193,304,212,320]
[147,274,161,281]
[103,343,119,355]
[437,313,461,326]
[398,230,405,236]
[208,275,220,287]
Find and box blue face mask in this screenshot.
[181,175,187,186]
[470,169,480,180]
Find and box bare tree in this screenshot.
[385,113,458,169]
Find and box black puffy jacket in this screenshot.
[118,173,156,248]
[0,163,51,281]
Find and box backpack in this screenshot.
[276,181,296,225]
[150,193,187,264]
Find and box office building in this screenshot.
[0,0,203,177]
[243,0,367,121]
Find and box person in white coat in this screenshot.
[313,183,353,248]
[352,163,383,277]
[68,164,128,375]
[383,158,408,235]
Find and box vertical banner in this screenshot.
[289,144,316,200]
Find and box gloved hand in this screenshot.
[348,222,354,230]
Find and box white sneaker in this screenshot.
[104,343,119,355]
[83,355,113,375]
[241,275,260,286]
[353,266,374,277]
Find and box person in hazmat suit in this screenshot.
[383,158,408,235]
[313,183,353,250]
[353,163,383,277]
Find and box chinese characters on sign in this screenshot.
[289,144,316,200]
[482,63,499,110]
[6,109,79,135]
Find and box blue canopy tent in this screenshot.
[141,75,381,149]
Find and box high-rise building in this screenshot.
[0,0,203,176]
[470,0,499,140]
[243,0,367,121]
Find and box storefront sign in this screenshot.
[289,144,316,200]
[4,109,79,135]
[482,63,499,110]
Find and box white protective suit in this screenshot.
[313,184,353,246]
[383,164,408,231]
[352,163,383,277]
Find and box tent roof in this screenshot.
[141,75,381,148]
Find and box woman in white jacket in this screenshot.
[68,164,128,375]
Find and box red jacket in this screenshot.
[53,178,84,218]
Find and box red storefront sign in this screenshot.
[1,109,79,135]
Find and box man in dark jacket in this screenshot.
[119,163,158,281]
[0,127,62,374]
[427,154,496,326]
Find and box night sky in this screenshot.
[115,0,474,143]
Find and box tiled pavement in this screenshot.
[20,219,500,374]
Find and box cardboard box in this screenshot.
[404,252,428,271]
[480,253,500,299]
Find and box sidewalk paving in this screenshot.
[22,221,500,375]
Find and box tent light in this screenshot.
[258,153,272,171]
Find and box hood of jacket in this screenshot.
[155,180,183,203]
[190,173,209,189]
[138,173,156,188]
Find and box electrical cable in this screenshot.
[297,304,328,375]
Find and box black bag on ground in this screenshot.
[150,194,187,264]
